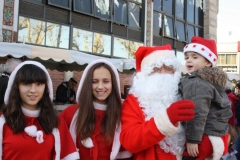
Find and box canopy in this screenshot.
[0,42,136,72]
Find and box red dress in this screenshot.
[60,104,132,160]
[0,109,79,160]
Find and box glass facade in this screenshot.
[18,0,143,58]
[153,0,204,49]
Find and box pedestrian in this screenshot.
[179,36,232,160]
[0,58,22,109]
[120,45,195,160]
[0,61,79,159]
[60,59,132,160]
[55,77,77,104]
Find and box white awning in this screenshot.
[0,42,136,72]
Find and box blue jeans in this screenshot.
[234,135,240,160]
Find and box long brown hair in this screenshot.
[2,64,58,134]
[76,63,121,144]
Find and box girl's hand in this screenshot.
[187,143,199,157]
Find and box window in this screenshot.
[113,37,143,58]
[18,16,46,45]
[72,28,93,52]
[187,25,194,42]
[153,0,204,47]
[48,0,71,9]
[187,0,194,23]
[46,22,70,49]
[176,21,185,41]
[163,16,174,38]
[74,0,92,14]
[73,0,143,30]
[163,0,173,15]
[217,54,237,73]
[114,0,127,24]
[153,12,162,36]
[92,33,111,56]
[94,0,111,19]
[176,0,184,19]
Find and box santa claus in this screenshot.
[120,45,195,160]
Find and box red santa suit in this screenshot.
[0,108,78,160]
[120,45,187,160]
[1,61,79,160]
[60,59,132,160]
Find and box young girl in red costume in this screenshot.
[60,59,132,160]
[0,61,79,160]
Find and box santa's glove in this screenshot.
[167,100,195,125]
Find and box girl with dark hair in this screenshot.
[60,59,132,160]
[0,61,79,160]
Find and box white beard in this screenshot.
[129,72,186,155]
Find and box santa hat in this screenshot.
[184,36,218,67]
[135,45,180,73]
[4,61,53,104]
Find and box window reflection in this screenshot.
[114,37,129,58]
[18,16,46,45]
[176,0,184,19]
[72,28,93,52]
[46,22,70,49]
[187,25,194,42]
[153,12,162,36]
[195,0,203,25]
[114,0,127,24]
[128,2,141,29]
[187,0,194,23]
[163,16,173,38]
[94,0,110,19]
[153,0,162,12]
[74,0,92,14]
[93,33,111,56]
[129,41,143,58]
[163,0,172,15]
[49,0,70,8]
[176,21,185,41]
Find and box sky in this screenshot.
[217,0,240,43]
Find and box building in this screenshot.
[0,0,218,96]
[217,0,240,83]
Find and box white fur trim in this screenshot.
[61,152,80,160]
[208,135,224,160]
[154,109,180,136]
[116,151,133,159]
[76,59,121,103]
[4,61,53,104]
[69,110,78,147]
[184,43,217,67]
[81,137,94,148]
[141,50,175,70]
[110,124,121,160]
[21,107,40,117]
[52,128,61,160]
[0,116,6,159]
[176,154,182,160]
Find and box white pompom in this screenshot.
[81,137,94,148]
[24,125,37,137]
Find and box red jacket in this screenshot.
[227,91,238,126]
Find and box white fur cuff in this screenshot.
[154,109,180,136]
[209,135,224,160]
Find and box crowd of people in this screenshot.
[0,36,240,160]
